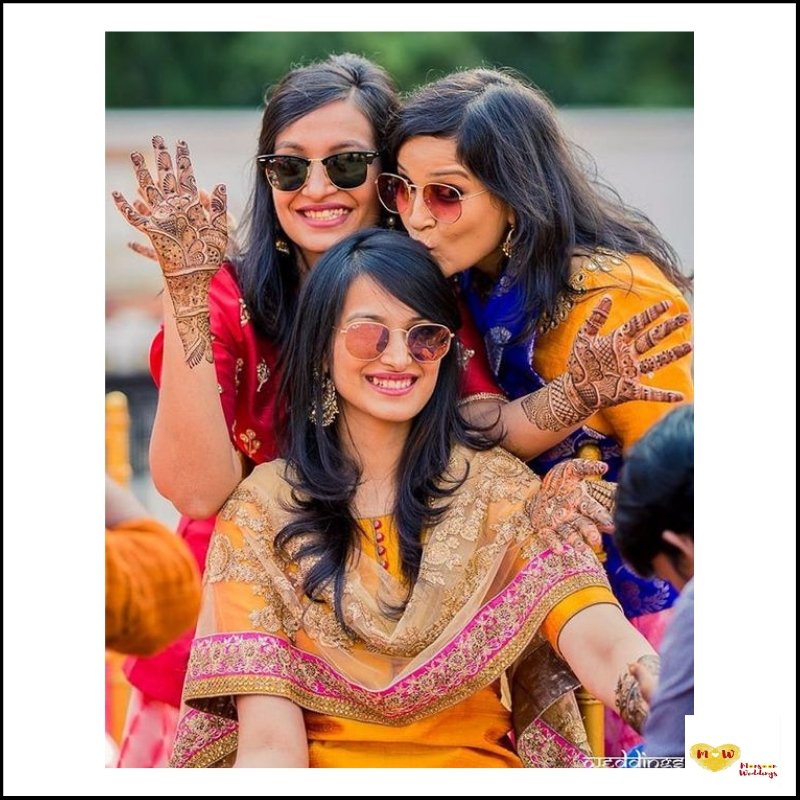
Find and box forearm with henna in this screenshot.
[615,654,661,733]
[113,137,228,368]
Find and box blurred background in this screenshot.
[105,31,693,524]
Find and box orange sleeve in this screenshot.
[541,586,620,655]
[105,517,201,656]
[533,255,693,451]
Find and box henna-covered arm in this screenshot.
[113,136,227,367]
[465,295,693,461]
[558,603,658,734]
[113,137,243,518]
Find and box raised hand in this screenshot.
[112,136,227,367]
[529,459,614,551]
[522,296,692,430]
[126,188,238,264]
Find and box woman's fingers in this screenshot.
[209,184,228,233]
[112,191,148,231]
[633,313,691,355]
[152,135,178,196]
[127,241,158,262]
[130,151,162,208]
[637,342,693,375]
[577,295,613,339]
[619,299,671,341]
[175,139,197,197]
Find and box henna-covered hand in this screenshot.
[522,295,692,430]
[126,187,239,264]
[112,136,228,367]
[529,459,615,551]
[616,654,660,732]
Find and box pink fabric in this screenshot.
[116,689,180,768]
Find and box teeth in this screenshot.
[302,208,348,220]
[369,377,413,390]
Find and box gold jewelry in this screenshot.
[309,372,339,426]
[501,226,515,259]
[275,237,291,255]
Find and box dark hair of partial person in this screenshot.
[389,68,693,341]
[275,228,495,629]
[235,53,399,345]
[614,404,694,578]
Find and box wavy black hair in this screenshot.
[275,228,494,628]
[614,404,694,578]
[235,53,399,345]
[390,68,692,340]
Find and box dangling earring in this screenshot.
[309,372,339,427]
[385,215,397,230]
[275,237,291,256]
[501,226,515,259]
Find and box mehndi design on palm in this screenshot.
[522,295,692,430]
[529,459,614,551]
[112,136,228,367]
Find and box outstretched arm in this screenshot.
[462,296,692,461]
[113,137,243,518]
[558,603,659,733]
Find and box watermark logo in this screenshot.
[689,743,740,772]
[739,762,778,779]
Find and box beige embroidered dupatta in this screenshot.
[171,445,610,767]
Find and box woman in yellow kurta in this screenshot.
[171,230,665,768]
[383,71,693,752]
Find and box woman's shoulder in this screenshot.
[449,444,540,499]
[222,458,294,514]
[568,249,685,300]
[537,249,690,339]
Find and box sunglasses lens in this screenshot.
[424,184,463,223]
[344,322,390,360]
[377,175,410,214]
[407,324,452,362]
[264,156,307,191]
[326,153,371,189]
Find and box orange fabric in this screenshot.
[305,681,521,768]
[533,255,693,451]
[106,518,201,656]
[296,517,605,768]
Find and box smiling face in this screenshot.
[271,99,382,269]
[330,276,443,433]
[395,136,513,277]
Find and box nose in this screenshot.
[302,160,337,199]
[405,186,434,230]
[379,329,413,369]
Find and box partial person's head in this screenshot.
[386,69,687,333]
[614,405,694,590]
[239,54,399,343]
[281,228,463,448]
[255,54,397,268]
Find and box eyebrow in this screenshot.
[397,161,472,180]
[343,312,428,325]
[275,139,374,152]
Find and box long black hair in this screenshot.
[614,404,694,578]
[235,54,399,345]
[276,228,493,628]
[390,68,692,340]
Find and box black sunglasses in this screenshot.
[256,151,380,192]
